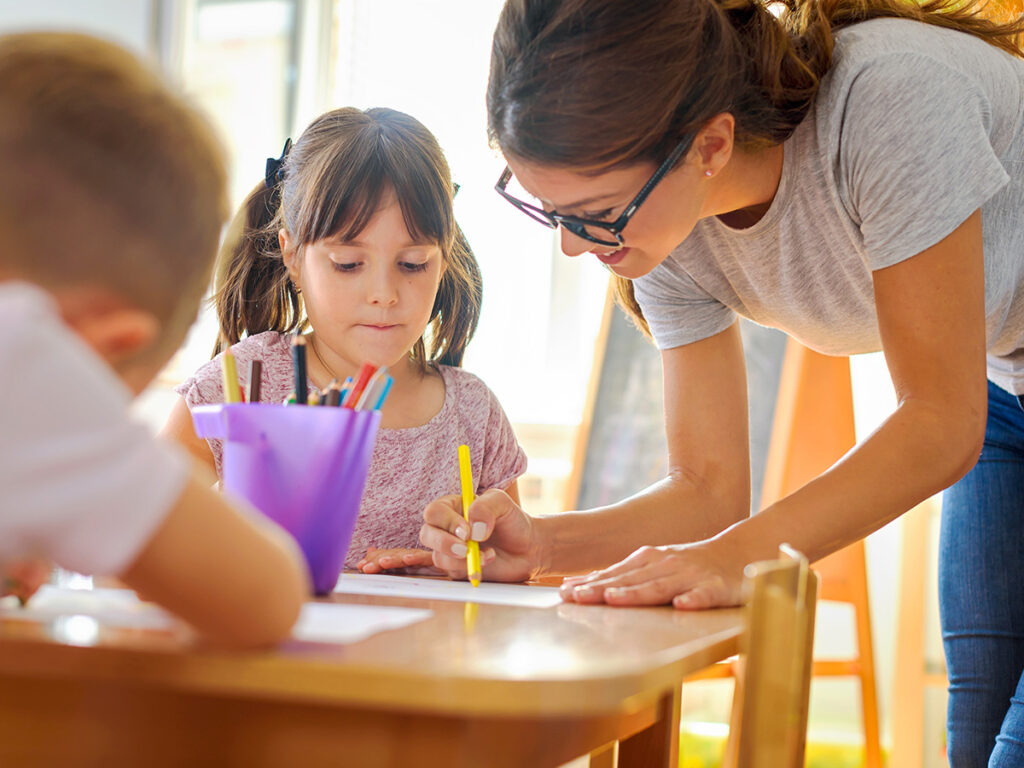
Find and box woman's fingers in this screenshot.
[559,543,745,608]
[672,578,732,610]
[559,546,664,600]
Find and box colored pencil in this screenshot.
[457,444,482,587]
[342,362,377,408]
[372,375,393,410]
[222,349,243,403]
[291,335,308,405]
[325,379,342,407]
[248,359,262,403]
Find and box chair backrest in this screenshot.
[734,545,819,768]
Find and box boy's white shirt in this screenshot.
[0,281,188,575]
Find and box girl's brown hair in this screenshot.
[213,107,482,370]
[487,0,1024,336]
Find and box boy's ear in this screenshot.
[279,229,301,282]
[73,307,161,365]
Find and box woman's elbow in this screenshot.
[932,402,987,488]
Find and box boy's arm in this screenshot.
[161,397,219,474]
[119,462,308,647]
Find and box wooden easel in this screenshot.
[758,341,882,768]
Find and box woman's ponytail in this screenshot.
[210,179,302,357]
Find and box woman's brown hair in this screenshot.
[487,0,1024,335]
[213,107,482,370]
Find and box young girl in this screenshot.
[163,107,525,575]
[416,0,1024,763]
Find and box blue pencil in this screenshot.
[373,376,393,410]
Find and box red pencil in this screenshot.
[342,362,377,408]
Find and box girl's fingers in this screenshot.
[401,550,434,566]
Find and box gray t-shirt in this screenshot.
[634,18,1024,393]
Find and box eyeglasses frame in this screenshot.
[494,135,694,247]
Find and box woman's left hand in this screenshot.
[558,539,747,610]
[356,547,443,576]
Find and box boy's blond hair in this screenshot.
[0,32,227,349]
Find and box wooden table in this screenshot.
[0,587,743,768]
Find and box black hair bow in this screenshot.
[264,138,292,189]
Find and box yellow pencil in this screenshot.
[457,444,481,587]
[222,349,243,403]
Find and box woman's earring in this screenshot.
[704,169,713,177]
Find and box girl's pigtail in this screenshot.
[427,224,483,368]
[210,180,302,357]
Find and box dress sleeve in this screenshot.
[837,52,1010,270]
[174,355,227,475]
[474,382,528,493]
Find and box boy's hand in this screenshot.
[1,559,51,606]
[420,489,537,583]
[356,547,443,576]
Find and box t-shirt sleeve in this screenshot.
[838,53,1010,269]
[0,306,188,576]
[474,382,527,493]
[632,262,736,350]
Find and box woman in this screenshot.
[419,0,1024,763]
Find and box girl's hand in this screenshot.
[1,558,51,606]
[356,547,442,576]
[559,539,747,610]
[420,489,538,583]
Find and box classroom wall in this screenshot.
[0,0,155,55]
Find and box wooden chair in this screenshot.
[724,544,819,768]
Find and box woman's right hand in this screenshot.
[420,489,539,582]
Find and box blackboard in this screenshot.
[567,285,788,513]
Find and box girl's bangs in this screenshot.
[310,151,450,248]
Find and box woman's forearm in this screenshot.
[534,472,749,577]
[720,396,983,564]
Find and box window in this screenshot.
[141,0,609,512]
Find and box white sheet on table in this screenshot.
[334,573,562,608]
[0,586,432,644]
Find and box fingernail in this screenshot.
[456,526,469,541]
[452,543,468,558]
[606,588,624,598]
[675,594,692,607]
[575,586,594,597]
[471,522,487,541]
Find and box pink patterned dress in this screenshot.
[176,332,527,567]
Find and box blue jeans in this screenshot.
[940,380,1024,767]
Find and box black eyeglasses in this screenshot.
[494,136,693,247]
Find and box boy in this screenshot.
[0,32,307,646]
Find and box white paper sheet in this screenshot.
[292,602,432,643]
[334,573,563,608]
[0,586,432,644]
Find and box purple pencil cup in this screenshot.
[191,403,380,595]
